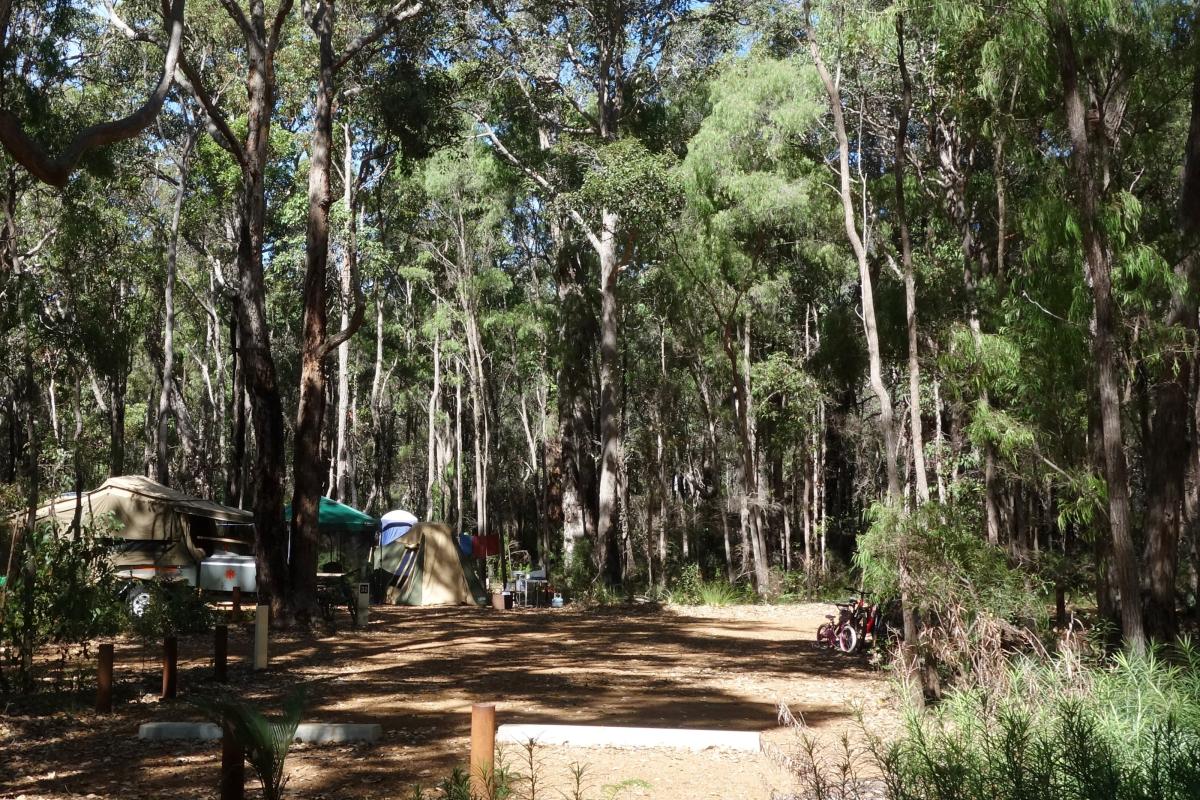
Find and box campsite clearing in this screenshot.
[0,603,898,799]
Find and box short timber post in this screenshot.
[253,604,268,671]
[470,703,497,799]
[96,642,114,713]
[356,582,370,628]
[231,586,242,617]
[220,719,245,800]
[214,624,228,683]
[162,635,178,700]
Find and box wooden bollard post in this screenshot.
[214,625,228,683]
[162,635,178,699]
[470,703,497,799]
[231,586,242,617]
[253,604,268,671]
[96,642,114,713]
[220,720,245,800]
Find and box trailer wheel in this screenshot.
[127,585,152,618]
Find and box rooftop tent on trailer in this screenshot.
[11,475,256,591]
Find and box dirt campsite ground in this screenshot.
[0,602,900,800]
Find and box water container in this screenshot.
[199,552,258,592]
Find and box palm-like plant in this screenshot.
[194,690,306,800]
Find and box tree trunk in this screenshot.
[227,308,247,507]
[426,329,442,518]
[156,133,194,486]
[239,26,293,620]
[893,14,929,504]
[595,208,621,583]
[455,358,464,530]
[1143,45,1200,642]
[108,371,127,477]
[725,318,769,593]
[555,245,591,569]
[288,0,336,624]
[71,374,84,536]
[3,342,37,598]
[1053,4,1145,653]
[806,14,900,499]
[333,131,355,501]
[367,291,387,512]
[695,365,733,582]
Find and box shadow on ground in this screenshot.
[0,603,883,799]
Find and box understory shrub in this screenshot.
[667,562,754,606]
[775,644,1200,800]
[775,556,855,603]
[131,579,216,639]
[854,496,1047,691]
[0,523,125,691]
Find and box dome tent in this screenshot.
[382,520,486,606]
[380,508,418,546]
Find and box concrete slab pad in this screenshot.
[496,724,762,752]
[137,721,381,744]
[138,722,223,741]
[294,723,382,744]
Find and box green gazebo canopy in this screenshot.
[285,497,377,578]
[285,496,376,533]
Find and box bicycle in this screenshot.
[816,597,862,653]
[818,588,891,654]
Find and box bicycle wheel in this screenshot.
[816,622,833,648]
[837,624,860,654]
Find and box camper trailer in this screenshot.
[24,476,256,615]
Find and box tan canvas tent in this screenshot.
[22,475,255,591]
[382,522,486,606]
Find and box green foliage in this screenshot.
[696,580,741,607]
[752,352,822,439]
[571,138,682,232]
[855,498,1045,684]
[130,580,216,639]
[776,559,855,603]
[193,690,306,800]
[878,646,1200,800]
[856,499,1039,619]
[667,563,753,606]
[668,562,704,604]
[783,645,1200,800]
[1,523,125,688]
[437,767,473,800]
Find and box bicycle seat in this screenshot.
[825,614,835,620]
